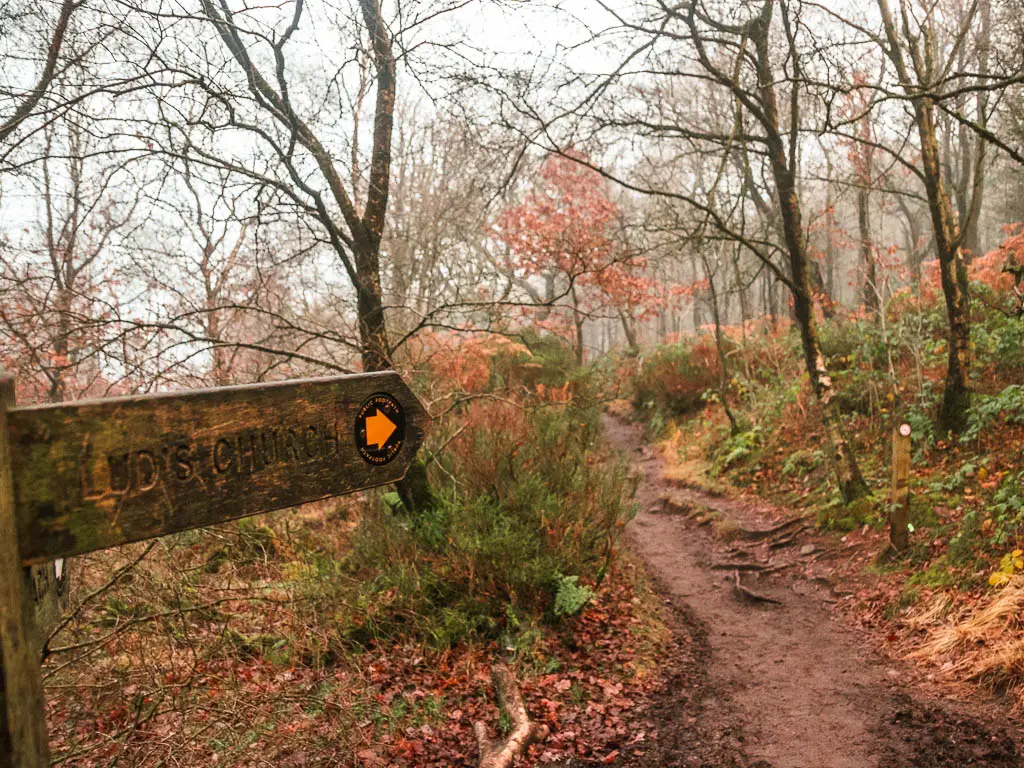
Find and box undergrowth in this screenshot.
[43,338,647,764]
[340,393,635,650]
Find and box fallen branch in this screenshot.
[731,570,783,605]
[475,664,549,768]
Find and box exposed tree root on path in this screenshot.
[736,516,806,541]
[731,569,784,605]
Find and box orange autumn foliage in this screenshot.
[494,152,668,325]
[979,222,1024,293]
[409,331,529,394]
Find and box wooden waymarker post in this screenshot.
[889,423,912,552]
[0,371,429,767]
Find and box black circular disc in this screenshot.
[354,393,406,465]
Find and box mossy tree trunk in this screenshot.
[750,4,870,502]
[877,0,972,435]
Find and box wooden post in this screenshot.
[889,423,912,552]
[0,373,50,767]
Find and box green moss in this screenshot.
[906,560,958,589]
[817,495,877,532]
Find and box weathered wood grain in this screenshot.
[9,372,429,564]
[889,425,912,552]
[0,375,50,768]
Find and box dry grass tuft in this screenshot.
[902,592,955,632]
[604,398,635,419]
[911,577,1024,704]
[712,517,744,542]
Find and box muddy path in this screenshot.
[605,415,1021,768]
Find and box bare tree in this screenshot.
[0,0,76,149]
[383,106,507,344]
[118,0,489,509]
[0,111,140,640]
[873,0,976,433]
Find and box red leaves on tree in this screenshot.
[494,152,666,328]
[978,222,1024,292]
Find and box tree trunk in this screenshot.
[703,254,739,433]
[353,241,391,373]
[897,196,926,293]
[962,0,991,262]
[858,187,878,320]
[877,0,971,434]
[824,161,838,301]
[571,286,585,366]
[779,191,869,500]
[917,104,971,434]
[618,309,638,353]
[810,258,835,319]
[207,305,230,387]
[732,249,750,330]
[764,272,777,328]
[754,7,869,502]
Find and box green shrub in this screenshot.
[820,317,892,371]
[818,319,863,367]
[816,494,877,532]
[906,560,958,589]
[905,386,940,450]
[963,384,1024,443]
[973,298,1024,379]
[781,448,824,478]
[553,574,595,617]
[832,366,878,415]
[489,331,585,391]
[711,426,761,473]
[337,390,633,650]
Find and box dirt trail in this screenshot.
[606,415,1020,768]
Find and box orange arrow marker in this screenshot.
[365,408,397,449]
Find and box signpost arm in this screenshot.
[0,374,49,767]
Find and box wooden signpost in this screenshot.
[889,422,912,552]
[0,371,429,767]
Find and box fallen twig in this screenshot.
[42,541,158,661]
